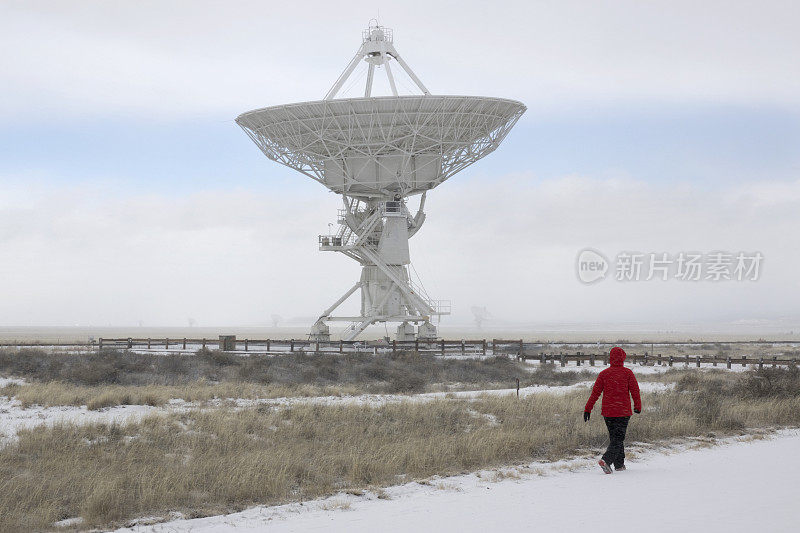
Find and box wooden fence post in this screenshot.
[576,351,582,366]
[441,340,445,356]
[657,353,662,366]
[392,340,397,355]
[684,354,689,367]
[315,341,320,353]
[165,338,170,349]
[202,338,206,349]
[519,340,524,359]
[461,340,466,356]
[290,339,294,352]
[560,353,565,367]
[696,356,701,368]
[266,339,271,352]
[727,356,732,369]
[415,339,419,353]
[541,352,546,365]
[339,340,343,353]
[669,355,673,367]
[244,339,249,352]
[742,356,747,367]
[759,357,764,370]
[482,339,487,356]
[590,354,595,366]
[516,378,520,398]
[181,337,185,349]
[772,356,777,368]
[99,338,103,349]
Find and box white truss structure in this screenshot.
[237,96,524,199]
[325,25,429,100]
[236,23,525,341]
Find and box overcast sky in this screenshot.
[1,1,799,331]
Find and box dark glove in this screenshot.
[634,409,641,414]
[583,412,590,422]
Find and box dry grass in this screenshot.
[0,381,361,410]
[0,349,595,409]
[1,369,799,531]
[0,348,538,392]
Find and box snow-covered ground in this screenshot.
[0,397,166,444]
[0,379,671,442]
[117,430,800,533]
[0,377,25,387]
[2,374,789,532]
[234,380,671,408]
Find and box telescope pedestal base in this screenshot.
[396,322,416,341]
[309,321,331,342]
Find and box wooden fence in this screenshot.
[515,351,799,370]
[3,337,798,369]
[94,337,492,356]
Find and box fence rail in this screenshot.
[91,337,492,356]
[2,338,798,369]
[514,351,799,370]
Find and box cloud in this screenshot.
[411,173,800,326]
[1,1,799,119]
[1,174,798,328]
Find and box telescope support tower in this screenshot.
[312,193,448,341]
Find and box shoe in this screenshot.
[615,465,626,471]
[598,460,613,474]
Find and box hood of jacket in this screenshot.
[610,346,626,367]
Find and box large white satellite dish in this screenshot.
[237,22,525,341]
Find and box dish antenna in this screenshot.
[237,23,525,341]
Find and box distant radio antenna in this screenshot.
[237,23,525,342]
[471,306,492,329]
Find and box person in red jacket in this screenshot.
[583,346,641,473]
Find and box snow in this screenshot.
[0,379,671,443]
[53,516,84,528]
[0,396,164,444]
[0,377,25,387]
[240,380,671,408]
[116,430,800,533]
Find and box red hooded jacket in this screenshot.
[584,347,642,417]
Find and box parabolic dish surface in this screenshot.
[237,95,525,197]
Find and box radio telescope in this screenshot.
[237,22,525,341]
[471,306,492,329]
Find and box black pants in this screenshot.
[602,416,630,468]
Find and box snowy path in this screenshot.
[119,430,800,533]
